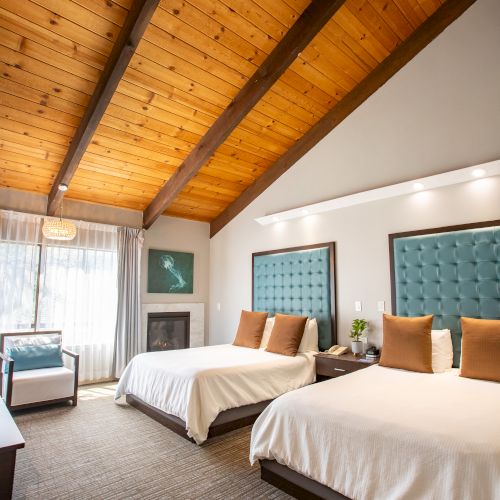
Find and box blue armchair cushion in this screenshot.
[4,344,63,372]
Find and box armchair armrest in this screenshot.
[62,348,79,406]
[62,348,79,359]
[0,351,14,364]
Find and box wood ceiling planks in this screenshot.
[46,0,159,214]
[186,0,448,226]
[142,0,346,227]
[0,0,472,228]
[0,0,124,197]
[210,0,476,236]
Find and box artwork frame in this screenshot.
[147,249,194,294]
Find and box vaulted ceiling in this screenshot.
[0,0,475,235]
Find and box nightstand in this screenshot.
[314,352,378,380]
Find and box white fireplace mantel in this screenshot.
[141,303,204,352]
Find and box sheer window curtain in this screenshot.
[0,211,42,331]
[38,221,118,383]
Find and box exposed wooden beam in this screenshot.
[210,0,477,238]
[46,0,159,215]
[142,0,347,229]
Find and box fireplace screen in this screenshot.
[147,312,190,351]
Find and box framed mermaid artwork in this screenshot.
[147,249,194,293]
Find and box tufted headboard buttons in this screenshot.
[390,221,500,367]
[252,243,336,351]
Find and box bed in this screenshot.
[116,344,316,444]
[251,221,500,499]
[251,365,500,500]
[116,242,337,444]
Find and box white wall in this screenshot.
[209,0,500,347]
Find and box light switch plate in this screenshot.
[355,301,362,312]
[377,301,385,312]
[217,302,221,312]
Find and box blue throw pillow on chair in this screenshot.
[4,344,64,372]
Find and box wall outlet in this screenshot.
[377,301,385,312]
[355,301,362,312]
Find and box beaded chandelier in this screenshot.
[42,184,77,241]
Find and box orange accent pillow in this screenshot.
[233,310,268,349]
[266,313,308,357]
[379,314,433,373]
[460,317,500,382]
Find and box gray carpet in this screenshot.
[12,384,291,500]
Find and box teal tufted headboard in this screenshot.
[252,242,336,351]
[390,221,500,367]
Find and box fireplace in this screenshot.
[147,312,190,352]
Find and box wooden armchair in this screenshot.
[0,331,79,411]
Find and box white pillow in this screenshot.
[431,329,453,373]
[259,317,275,349]
[298,318,319,353]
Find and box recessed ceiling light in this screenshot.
[254,160,500,226]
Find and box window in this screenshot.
[0,211,118,383]
[0,241,40,331]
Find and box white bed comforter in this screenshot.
[250,365,500,500]
[115,344,315,444]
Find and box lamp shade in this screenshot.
[42,218,77,241]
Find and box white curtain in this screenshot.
[38,220,118,383]
[0,210,119,384]
[112,227,144,378]
[0,211,42,331]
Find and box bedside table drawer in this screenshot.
[315,357,369,378]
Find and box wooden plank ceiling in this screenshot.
[0,0,455,227]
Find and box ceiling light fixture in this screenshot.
[42,186,77,241]
[254,159,500,226]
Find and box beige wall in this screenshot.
[141,216,210,340]
[0,187,143,228]
[209,0,500,346]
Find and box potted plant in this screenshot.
[350,319,367,355]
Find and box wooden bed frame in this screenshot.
[260,460,349,500]
[126,393,272,442]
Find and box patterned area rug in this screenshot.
[12,384,291,500]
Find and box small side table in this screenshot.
[315,352,378,380]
